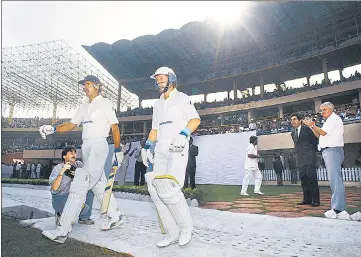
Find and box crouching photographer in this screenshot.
[49,146,95,225]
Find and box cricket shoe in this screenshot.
[336,211,351,220]
[350,211,361,222]
[101,215,124,231]
[254,191,264,195]
[240,192,249,196]
[179,229,192,246]
[157,233,180,248]
[42,228,69,244]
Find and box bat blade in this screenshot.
[100,164,118,216]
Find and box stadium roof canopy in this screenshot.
[84,1,361,100]
[2,40,137,112]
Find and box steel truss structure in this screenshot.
[2,40,137,115]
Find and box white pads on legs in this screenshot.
[152,175,193,238]
[145,172,179,238]
[57,168,90,235]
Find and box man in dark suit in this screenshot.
[290,113,320,207]
[273,155,284,186]
[288,153,297,184]
[184,137,198,189]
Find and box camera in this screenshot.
[64,164,76,178]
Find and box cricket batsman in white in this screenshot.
[142,67,201,247]
[39,75,124,243]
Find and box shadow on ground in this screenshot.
[1,217,133,257]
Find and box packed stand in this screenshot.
[194,103,360,136]
[115,72,361,116]
[2,117,71,128]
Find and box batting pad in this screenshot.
[153,175,193,231]
[145,172,179,236]
[58,168,89,235]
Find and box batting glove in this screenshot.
[170,128,190,153]
[39,125,56,139]
[113,148,124,167]
[142,140,154,167]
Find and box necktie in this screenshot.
[295,128,299,142]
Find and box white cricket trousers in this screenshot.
[153,140,189,187]
[241,168,263,193]
[82,138,119,218]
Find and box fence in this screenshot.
[261,168,361,182]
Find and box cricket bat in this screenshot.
[100,160,118,217]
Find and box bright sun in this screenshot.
[203,1,250,26]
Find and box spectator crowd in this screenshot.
[116,71,361,116]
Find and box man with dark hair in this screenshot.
[49,146,94,226]
[273,156,284,186]
[240,136,264,196]
[288,153,297,184]
[184,137,199,190]
[290,113,320,207]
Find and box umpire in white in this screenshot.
[303,102,350,220]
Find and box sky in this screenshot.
[2,1,360,117]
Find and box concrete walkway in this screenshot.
[2,185,361,257]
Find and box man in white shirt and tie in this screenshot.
[303,102,350,220]
[134,140,147,186]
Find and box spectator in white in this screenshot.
[49,146,95,226]
[39,75,124,243]
[36,162,42,178]
[116,140,135,186]
[31,162,36,179]
[16,162,22,178]
[240,136,264,196]
[248,119,257,130]
[279,152,285,167]
[303,102,350,220]
[26,162,31,178]
[133,140,147,186]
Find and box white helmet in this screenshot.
[150,66,177,94]
[150,67,176,80]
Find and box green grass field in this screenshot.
[196,184,319,201]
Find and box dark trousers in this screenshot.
[276,173,283,186]
[184,163,196,189]
[290,168,298,184]
[299,165,320,204]
[134,161,146,186]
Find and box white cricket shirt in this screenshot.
[152,89,200,142]
[319,112,344,148]
[71,95,118,141]
[245,143,259,170]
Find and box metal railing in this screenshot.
[261,168,361,182]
